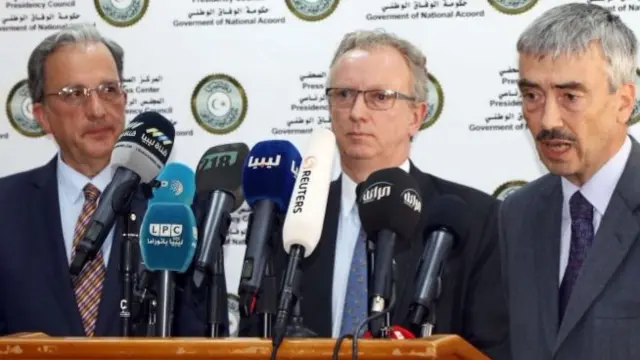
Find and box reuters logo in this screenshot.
[492,180,528,201]
[5,80,44,138]
[488,0,537,15]
[286,0,340,22]
[94,0,149,27]
[302,156,317,169]
[421,72,444,131]
[191,74,248,135]
[630,68,640,126]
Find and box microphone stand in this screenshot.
[256,258,277,338]
[208,248,228,337]
[119,212,138,336]
[285,296,317,337]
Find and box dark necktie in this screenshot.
[559,191,594,321]
[339,227,368,337]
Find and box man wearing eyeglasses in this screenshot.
[0,23,206,337]
[268,30,509,358]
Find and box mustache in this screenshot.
[535,128,577,142]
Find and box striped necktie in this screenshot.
[71,183,106,336]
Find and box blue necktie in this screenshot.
[559,191,594,321]
[340,228,369,337]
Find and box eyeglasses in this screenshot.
[44,81,124,105]
[325,87,416,111]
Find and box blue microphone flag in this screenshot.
[139,203,198,272]
[241,140,301,213]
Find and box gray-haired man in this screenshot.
[0,23,208,337]
[500,3,639,359]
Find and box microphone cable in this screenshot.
[331,291,397,360]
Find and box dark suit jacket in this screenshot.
[499,137,640,360]
[242,162,510,359]
[0,156,207,337]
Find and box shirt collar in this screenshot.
[340,159,411,217]
[57,153,114,205]
[561,135,632,217]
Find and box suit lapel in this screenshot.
[533,178,562,353]
[555,139,640,351]
[31,157,85,335]
[300,180,340,337]
[94,191,148,336]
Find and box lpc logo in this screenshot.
[150,223,183,237]
[361,182,392,204]
[401,189,422,212]
[247,155,281,169]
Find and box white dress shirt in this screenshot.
[57,154,115,267]
[331,159,411,337]
[559,136,632,283]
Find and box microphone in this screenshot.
[139,166,197,337]
[357,167,423,338]
[238,140,301,327]
[272,128,336,356]
[192,143,249,288]
[70,111,175,277]
[128,162,196,333]
[406,194,470,337]
[191,143,249,337]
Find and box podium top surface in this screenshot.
[0,333,489,360]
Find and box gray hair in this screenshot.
[327,29,428,102]
[27,23,124,103]
[517,3,638,91]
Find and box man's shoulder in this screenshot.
[500,173,556,210]
[0,160,55,200]
[417,170,498,215]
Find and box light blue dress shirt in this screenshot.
[57,154,115,267]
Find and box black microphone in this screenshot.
[406,194,470,337]
[357,167,423,338]
[191,143,249,337]
[70,112,175,276]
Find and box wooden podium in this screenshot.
[0,333,489,359]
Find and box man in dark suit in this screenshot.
[0,23,205,337]
[250,29,509,359]
[499,3,639,359]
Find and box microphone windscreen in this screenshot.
[139,203,198,272]
[424,194,471,244]
[282,128,336,256]
[150,162,196,206]
[195,143,249,211]
[357,167,422,240]
[112,111,175,183]
[242,140,301,213]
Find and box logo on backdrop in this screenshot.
[286,0,340,21]
[191,74,247,135]
[492,180,528,201]
[95,0,149,27]
[421,73,444,131]
[488,0,537,15]
[630,68,640,126]
[5,80,44,138]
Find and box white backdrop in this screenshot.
[1,0,639,335]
